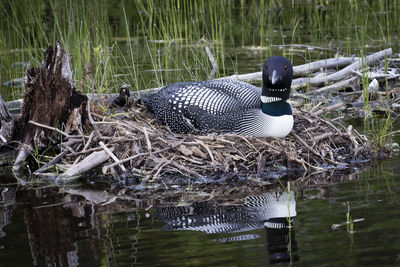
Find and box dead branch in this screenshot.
[60,147,114,178]
[217,57,359,82]
[307,76,360,95]
[292,48,392,89]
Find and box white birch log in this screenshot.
[60,147,114,178]
[292,48,392,89]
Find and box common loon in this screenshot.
[144,56,293,138]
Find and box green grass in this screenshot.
[2,0,399,100]
[0,0,120,96]
[359,51,396,153]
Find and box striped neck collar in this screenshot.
[261,95,286,103]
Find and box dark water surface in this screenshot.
[1,156,400,266]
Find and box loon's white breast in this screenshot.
[236,109,293,138]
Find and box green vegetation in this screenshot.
[359,52,396,152]
[1,0,399,100]
[346,202,355,234]
[365,111,394,153]
[331,202,364,236]
[0,0,115,98]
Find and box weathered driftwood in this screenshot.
[292,57,360,77]
[60,148,113,178]
[311,102,345,116]
[13,41,88,168]
[307,76,360,95]
[217,57,359,82]
[351,68,399,80]
[292,48,392,89]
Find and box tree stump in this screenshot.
[14,41,88,167]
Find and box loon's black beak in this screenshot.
[270,70,282,85]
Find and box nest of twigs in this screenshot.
[61,99,373,182]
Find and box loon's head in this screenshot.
[262,56,293,101]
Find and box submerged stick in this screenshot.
[34,150,68,174]
[271,43,337,53]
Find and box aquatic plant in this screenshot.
[331,202,364,233]
[346,202,355,234]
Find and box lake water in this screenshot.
[1,1,400,266]
[1,157,400,266]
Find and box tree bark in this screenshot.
[14,41,88,167]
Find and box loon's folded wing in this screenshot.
[143,80,262,133]
[204,79,262,111]
[167,80,261,115]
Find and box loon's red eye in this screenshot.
[284,65,288,70]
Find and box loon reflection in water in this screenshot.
[156,191,299,264]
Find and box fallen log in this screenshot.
[59,147,113,179]
[306,76,360,95]
[217,57,359,82]
[292,48,392,89]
